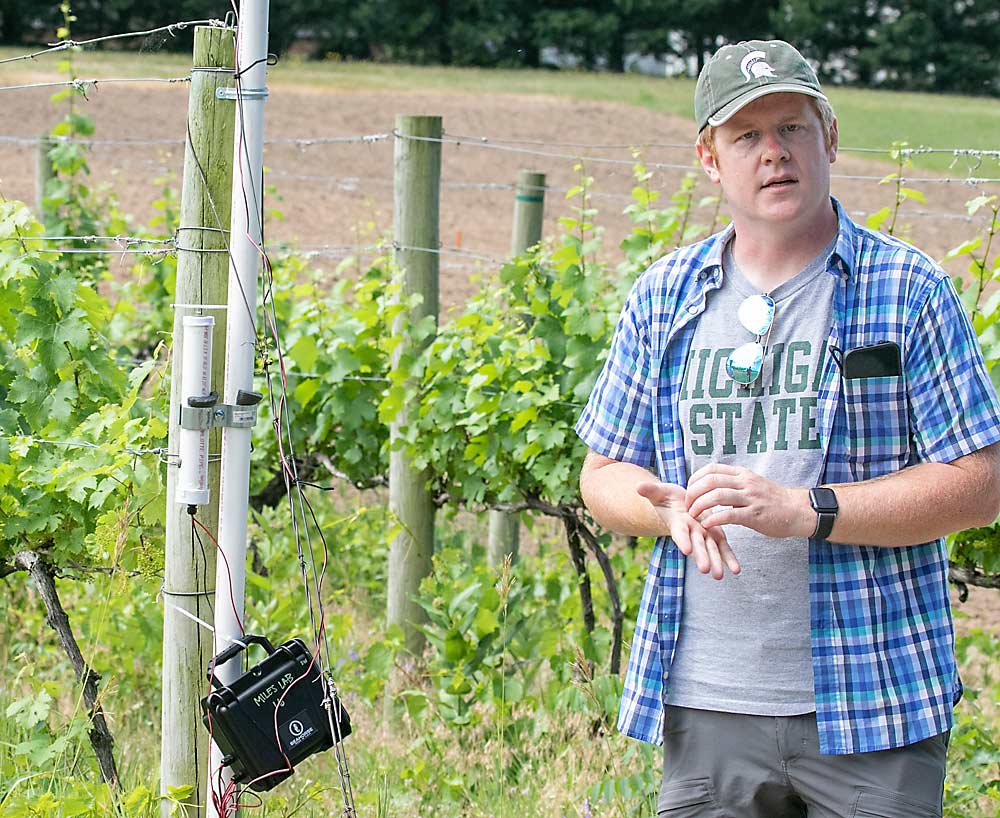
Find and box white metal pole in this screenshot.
[207,2,269,815]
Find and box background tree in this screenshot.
[770,0,879,84]
[4,1,999,96]
[670,0,778,72]
[858,0,1000,95]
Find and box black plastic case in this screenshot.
[201,635,352,791]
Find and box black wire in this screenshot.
[190,516,202,783]
[226,17,357,813]
[183,117,258,336]
[192,520,216,622]
[232,53,276,79]
[236,785,263,809]
[300,488,357,810]
[295,479,337,492]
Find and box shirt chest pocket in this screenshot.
[842,374,912,481]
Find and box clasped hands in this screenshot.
[637,464,807,580]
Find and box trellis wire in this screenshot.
[392,130,1000,183]
[0,19,227,65]
[17,436,171,461]
[0,76,191,93]
[0,133,389,147]
[7,131,1000,163]
[10,127,998,183]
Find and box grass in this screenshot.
[4,552,999,817]
[1,46,997,172]
[0,525,657,818]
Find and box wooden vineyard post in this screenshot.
[510,170,547,260]
[487,170,546,568]
[160,24,235,818]
[387,115,442,662]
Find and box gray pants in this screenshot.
[659,706,948,817]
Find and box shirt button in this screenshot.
[687,305,699,314]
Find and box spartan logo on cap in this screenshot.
[740,51,776,82]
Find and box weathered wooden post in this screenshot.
[487,170,546,568]
[160,24,235,818]
[387,115,441,660]
[511,170,546,259]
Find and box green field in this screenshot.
[2,46,998,172]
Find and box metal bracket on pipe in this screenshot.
[180,390,263,430]
[216,87,269,100]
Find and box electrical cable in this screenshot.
[226,31,358,812]
[182,20,355,813]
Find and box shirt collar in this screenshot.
[696,197,857,285]
[829,197,857,281]
[694,222,735,286]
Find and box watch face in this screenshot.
[810,487,838,513]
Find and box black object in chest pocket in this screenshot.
[842,369,911,481]
[843,341,902,379]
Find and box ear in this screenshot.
[827,118,839,164]
[696,140,721,183]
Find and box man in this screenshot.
[575,39,1000,817]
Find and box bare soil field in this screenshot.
[2,79,998,629]
[1,80,997,310]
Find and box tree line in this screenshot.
[4,1,998,96]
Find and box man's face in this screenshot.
[697,93,838,231]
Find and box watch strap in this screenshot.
[809,487,838,540]
[812,510,836,540]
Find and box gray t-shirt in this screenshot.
[667,237,836,715]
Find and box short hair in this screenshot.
[696,96,836,161]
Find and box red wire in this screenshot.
[240,634,326,792]
[192,515,246,636]
[194,508,247,816]
[212,21,348,809]
[203,27,274,818]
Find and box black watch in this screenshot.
[809,487,838,540]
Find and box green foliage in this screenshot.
[108,173,181,358]
[1,11,168,573]
[855,0,1000,96]
[405,544,578,729]
[774,0,1000,95]
[259,258,398,491]
[395,162,714,509]
[866,142,927,239]
[771,0,877,83]
[950,523,1000,579]
[39,4,131,285]
[0,201,167,570]
[0,572,164,815]
[946,629,1000,817]
[4,74,1000,814]
[585,738,659,816]
[244,501,392,645]
[262,161,715,516]
[943,192,1000,570]
[944,195,1000,374]
[0,781,159,818]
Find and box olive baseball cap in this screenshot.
[695,40,827,132]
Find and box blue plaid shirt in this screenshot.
[576,199,1000,754]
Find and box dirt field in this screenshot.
[2,79,999,629]
[2,81,997,310]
